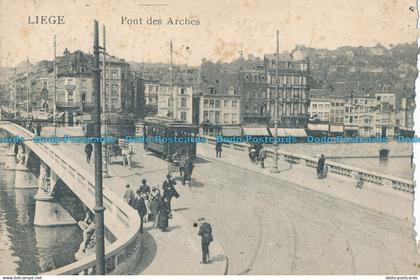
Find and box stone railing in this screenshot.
[205,136,414,194]
[0,122,142,275]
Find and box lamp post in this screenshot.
[93,19,106,275]
[271,30,280,173]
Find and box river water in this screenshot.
[274,141,414,180]
[0,147,83,275]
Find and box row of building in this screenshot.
[0,45,415,138]
[0,48,144,123]
[308,87,415,137]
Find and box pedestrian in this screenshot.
[149,186,161,223]
[198,217,213,264]
[85,143,93,163]
[215,141,222,158]
[123,184,135,207]
[36,123,42,137]
[317,154,326,179]
[181,157,194,186]
[258,145,267,169]
[134,190,147,233]
[355,173,364,189]
[162,174,179,217]
[157,197,170,232]
[139,178,151,198]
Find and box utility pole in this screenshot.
[271,30,280,173]
[13,68,17,111]
[93,19,105,275]
[169,38,174,118]
[102,25,110,177]
[26,57,30,127]
[53,35,57,137]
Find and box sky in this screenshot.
[0,0,418,67]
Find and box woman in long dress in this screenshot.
[157,197,170,232]
[149,187,160,223]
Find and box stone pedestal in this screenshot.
[34,191,77,226]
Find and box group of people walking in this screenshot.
[123,174,180,233]
[248,143,267,168]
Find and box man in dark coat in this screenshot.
[198,217,213,264]
[134,191,147,233]
[317,154,326,179]
[162,174,179,215]
[85,143,93,163]
[36,123,42,136]
[215,141,222,158]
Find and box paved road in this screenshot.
[171,152,418,275]
[39,127,419,275]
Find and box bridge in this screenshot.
[0,121,417,275]
[0,121,141,275]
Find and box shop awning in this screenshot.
[307,124,329,131]
[344,126,359,131]
[329,125,344,133]
[284,128,307,137]
[243,127,270,136]
[222,126,242,137]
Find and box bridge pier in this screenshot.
[34,168,77,226]
[14,146,37,188]
[4,143,17,170]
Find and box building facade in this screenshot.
[264,47,310,128]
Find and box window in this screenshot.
[81,79,87,88]
[203,110,209,121]
[148,85,153,92]
[67,79,74,85]
[181,112,187,121]
[209,100,215,108]
[181,88,186,95]
[231,113,238,124]
[111,85,118,96]
[232,100,238,107]
[204,99,209,108]
[181,97,187,108]
[209,88,216,94]
[228,87,235,95]
[67,90,74,101]
[112,70,118,79]
[224,100,229,107]
[215,111,220,124]
[223,113,229,124]
[312,104,317,109]
[215,100,221,108]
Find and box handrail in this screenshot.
[0,121,142,275]
[205,136,414,193]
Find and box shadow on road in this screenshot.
[131,231,157,275]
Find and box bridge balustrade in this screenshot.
[205,135,414,193]
[0,122,142,275]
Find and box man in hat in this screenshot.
[317,154,326,179]
[198,217,213,264]
[162,174,179,216]
[134,190,147,233]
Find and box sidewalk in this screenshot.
[105,154,227,275]
[48,135,227,275]
[198,143,414,222]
